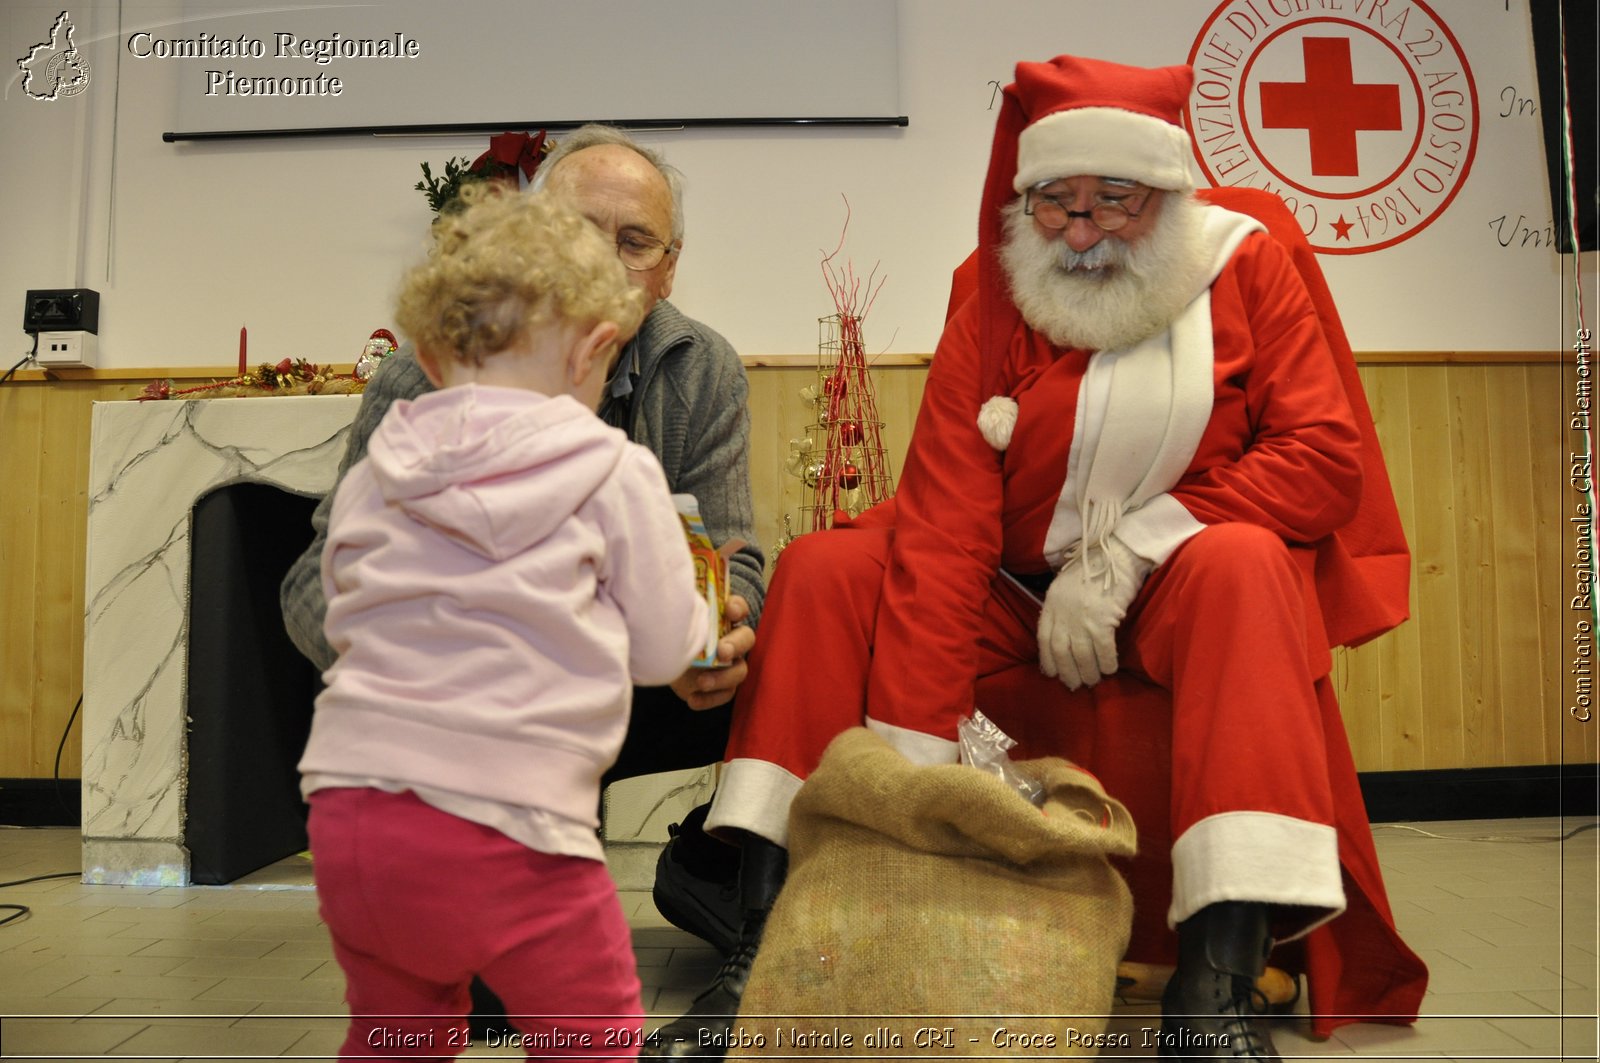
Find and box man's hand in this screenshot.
[670,594,755,710]
[1036,536,1152,690]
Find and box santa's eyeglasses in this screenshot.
[1023,185,1153,233]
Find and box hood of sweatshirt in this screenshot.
[365,384,627,561]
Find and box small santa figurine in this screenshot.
[354,328,397,381]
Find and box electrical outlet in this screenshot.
[24,288,99,334]
[36,330,98,368]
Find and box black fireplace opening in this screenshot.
[186,482,323,885]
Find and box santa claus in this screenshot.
[648,54,1426,1062]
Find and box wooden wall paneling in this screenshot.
[1331,365,1395,765]
[1340,370,1382,768]
[1485,366,1552,767]
[3,379,148,780]
[34,385,91,778]
[1332,623,1383,770]
[1523,363,1564,765]
[1448,365,1503,767]
[1368,365,1428,772]
[1,385,46,777]
[873,365,926,485]
[1,359,1583,783]
[1406,365,1467,769]
[1332,578,1386,771]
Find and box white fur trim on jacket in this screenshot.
[1015,107,1195,193]
[978,395,1019,451]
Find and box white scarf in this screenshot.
[1040,206,1263,569]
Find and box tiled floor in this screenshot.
[0,817,1595,1061]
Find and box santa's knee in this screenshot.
[1164,523,1299,597]
[767,526,887,608]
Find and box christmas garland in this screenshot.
[138,358,366,401]
[138,330,396,401]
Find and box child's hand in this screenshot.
[671,594,754,710]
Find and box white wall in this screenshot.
[0,0,1591,371]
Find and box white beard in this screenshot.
[998,192,1212,353]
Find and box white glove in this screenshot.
[1037,535,1153,691]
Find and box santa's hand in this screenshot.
[1036,536,1153,690]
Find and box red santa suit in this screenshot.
[710,57,1425,1038]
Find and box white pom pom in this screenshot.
[977,395,1019,451]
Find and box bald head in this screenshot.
[541,142,681,310]
[536,124,685,241]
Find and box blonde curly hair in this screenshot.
[395,182,645,367]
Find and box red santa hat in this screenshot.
[974,55,1196,450]
[1012,56,1195,194]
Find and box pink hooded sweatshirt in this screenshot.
[299,384,711,829]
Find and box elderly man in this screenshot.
[649,56,1426,1061]
[280,125,759,951]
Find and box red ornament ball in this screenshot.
[838,462,861,490]
[838,420,863,446]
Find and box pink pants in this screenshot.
[308,787,643,1061]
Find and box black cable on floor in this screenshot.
[0,871,83,928]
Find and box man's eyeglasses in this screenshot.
[616,231,676,271]
[1023,186,1152,233]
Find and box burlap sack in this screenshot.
[728,727,1137,1059]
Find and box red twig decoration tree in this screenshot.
[791,200,896,535]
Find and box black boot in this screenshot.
[644,836,787,1059]
[652,803,742,956]
[1159,902,1282,1060]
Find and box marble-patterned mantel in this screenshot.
[81,396,360,885]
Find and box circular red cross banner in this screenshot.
[1186,0,1478,254]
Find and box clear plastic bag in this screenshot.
[957,709,1046,806]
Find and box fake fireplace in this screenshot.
[81,395,360,885]
[80,393,711,887]
[183,482,322,883]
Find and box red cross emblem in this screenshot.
[1259,37,1403,177]
[1186,1,1477,254]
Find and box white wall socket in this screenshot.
[36,330,98,368]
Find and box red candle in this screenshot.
[238,326,247,376]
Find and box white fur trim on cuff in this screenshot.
[865,717,960,766]
[1115,493,1205,568]
[1169,811,1346,941]
[705,758,805,848]
[1015,107,1195,193]
[977,395,1019,451]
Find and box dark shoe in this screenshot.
[1159,902,1282,1061]
[644,837,787,1059]
[653,808,741,956]
[466,976,514,1042]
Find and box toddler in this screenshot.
[299,185,712,1060]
